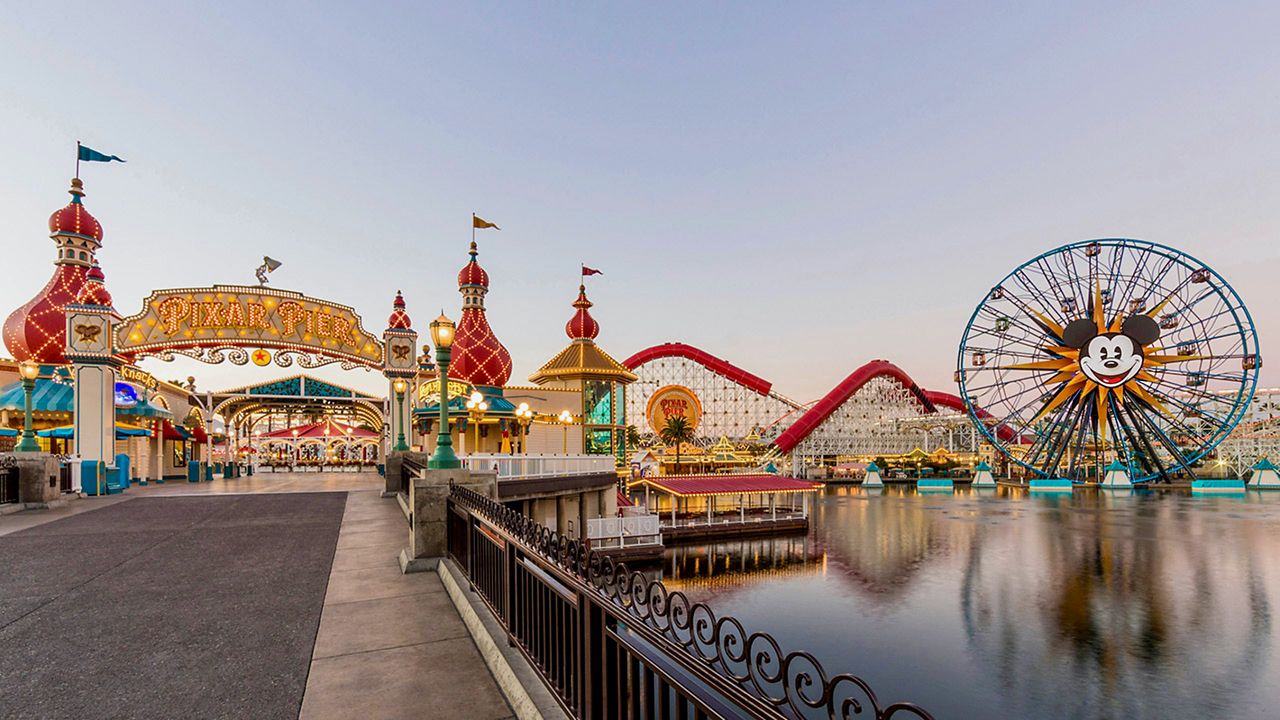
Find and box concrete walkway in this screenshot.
[299,488,513,719]
[0,473,515,720]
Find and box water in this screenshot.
[656,485,1280,719]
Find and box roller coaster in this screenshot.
[622,342,981,470]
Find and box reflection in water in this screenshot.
[661,486,1280,719]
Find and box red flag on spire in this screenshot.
[582,266,603,276]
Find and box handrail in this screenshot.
[460,453,616,481]
[447,483,934,719]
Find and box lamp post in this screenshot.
[15,360,40,452]
[514,402,533,454]
[465,391,488,454]
[428,314,460,469]
[393,378,409,451]
[559,410,574,455]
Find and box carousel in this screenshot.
[252,418,380,471]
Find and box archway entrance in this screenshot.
[65,283,419,490]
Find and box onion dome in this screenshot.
[387,290,412,329]
[566,285,600,340]
[49,178,103,243]
[3,179,104,364]
[529,284,636,385]
[75,264,114,308]
[450,241,512,387]
[457,241,490,288]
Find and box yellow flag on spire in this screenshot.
[472,214,500,230]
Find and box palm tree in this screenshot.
[659,416,696,474]
[624,424,643,451]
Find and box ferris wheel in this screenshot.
[957,239,1260,483]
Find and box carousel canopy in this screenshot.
[259,418,378,440]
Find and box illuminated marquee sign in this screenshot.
[645,384,702,435]
[116,285,384,368]
[119,365,160,391]
[417,377,473,405]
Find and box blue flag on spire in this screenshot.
[78,144,126,163]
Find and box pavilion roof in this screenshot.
[258,418,379,439]
[529,339,637,385]
[636,474,822,497]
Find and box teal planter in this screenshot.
[1030,478,1074,493]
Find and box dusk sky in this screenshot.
[2,2,1277,401]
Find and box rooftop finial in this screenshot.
[69,177,85,204]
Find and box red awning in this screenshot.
[638,474,823,497]
[159,420,191,441]
[616,490,633,508]
[191,426,209,444]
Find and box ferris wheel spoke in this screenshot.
[1126,398,1195,474]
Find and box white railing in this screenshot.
[461,453,617,481]
[587,514,663,548]
[660,511,807,529]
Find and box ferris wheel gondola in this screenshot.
[957,239,1260,483]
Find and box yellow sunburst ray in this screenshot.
[1029,310,1065,339]
[1030,375,1087,424]
[1043,368,1080,385]
[1004,358,1075,371]
[1125,382,1177,421]
[1092,281,1107,333]
[1145,295,1175,320]
[1096,386,1110,441]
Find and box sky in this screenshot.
[2,2,1278,402]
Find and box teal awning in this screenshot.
[0,428,16,437]
[36,424,154,440]
[118,398,173,420]
[0,378,75,414]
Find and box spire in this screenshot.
[566,284,600,340]
[387,289,412,330]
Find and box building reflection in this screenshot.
[960,492,1273,718]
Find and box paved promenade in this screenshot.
[0,473,513,720]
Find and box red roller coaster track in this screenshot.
[623,343,990,453]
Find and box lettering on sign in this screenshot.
[645,385,703,435]
[116,285,383,364]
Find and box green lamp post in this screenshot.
[427,313,460,469]
[393,378,409,452]
[15,360,41,453]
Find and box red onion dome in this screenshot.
[48,178,103,241]
[450,311,512,387]
[566,285,599,340]
[75,264,114,307]
[457,241,489,288]
[387,290,412,329]
[4,264,90,364]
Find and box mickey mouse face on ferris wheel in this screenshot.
[1063,315,1161,389]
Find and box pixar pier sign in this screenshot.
[115,285,384,363]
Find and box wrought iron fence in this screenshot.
[447,483,934,720]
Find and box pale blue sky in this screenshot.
[2,2,1277,400]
